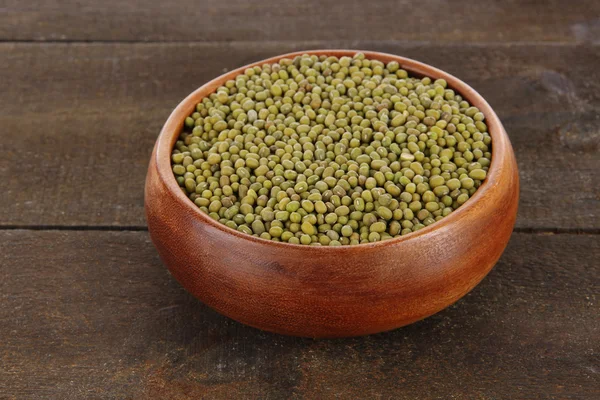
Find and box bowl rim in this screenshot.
[152,49,510,251]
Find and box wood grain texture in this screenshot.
[1,42,599,229]
[1,0,599,44]
[0,231,597,398]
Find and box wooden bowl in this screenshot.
[145,50,519,338]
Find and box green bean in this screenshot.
[172,53,492,244]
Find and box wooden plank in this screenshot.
[1,1,599,44]
[0,231,598,399]
[0,42,598,229]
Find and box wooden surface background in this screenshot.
[0,1,598,399]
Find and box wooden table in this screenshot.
[1,2,599,398]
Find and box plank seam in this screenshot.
[0,39,597,47]
[0,225,597,234]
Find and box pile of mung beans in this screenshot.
[171,53,492,246]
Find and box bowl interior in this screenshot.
[154,49,510,251]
